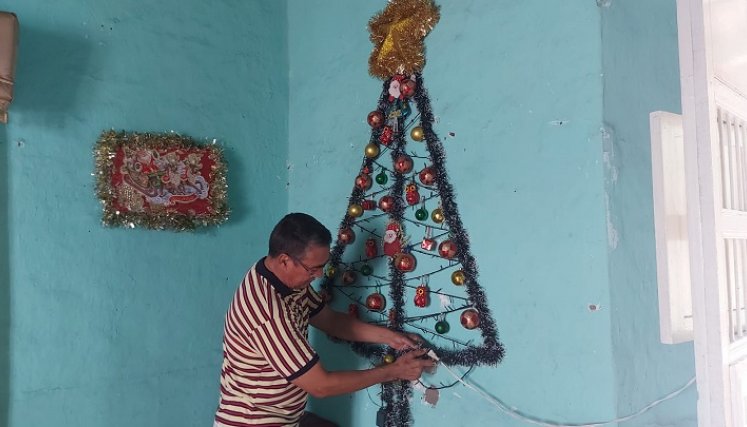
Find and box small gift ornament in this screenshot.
[365,238,378,258]
[421,226,436,251]
[414,284,429,308]
[405,181,420,206]
[379,126,394,145]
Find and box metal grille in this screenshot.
[725,238,747,342]
[719,108,747,210]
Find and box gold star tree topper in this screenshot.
[368,0,440,79]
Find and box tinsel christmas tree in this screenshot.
[320,1,504,425]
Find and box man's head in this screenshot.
[268,213,332,288]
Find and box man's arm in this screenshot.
[310,305,419,350]
[291,349,434,398]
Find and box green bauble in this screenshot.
[435,320,450,334]
[375,171,388,185]
[415,207,428,221]
[360,264,373,276]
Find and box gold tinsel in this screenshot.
[368,0,440,79]
[94,130,230,231]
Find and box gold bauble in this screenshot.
[348,204,364,218]
[325,266,336,278]
[431,208,445,224]
[365,143,380,159]
[410,126,425,142]
[383,354,395,364]
[451,270,466,285]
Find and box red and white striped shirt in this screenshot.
[215,258,324,427]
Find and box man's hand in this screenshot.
[386,331,422,350]
[386,349,437,381]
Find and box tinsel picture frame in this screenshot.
[94,130,229,231]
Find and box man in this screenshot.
[214,213,435,427]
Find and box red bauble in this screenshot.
[366,293,386,312]
[355,174,372,191]
[394,155,414,174]
[379,195,395,212]
[414,284,429,307]
[361,199,377,210]
[419,166,437,186]
[438,240,457,259]
[338,228,356,245]
[367,111,384,128]
[395,253,417,272]
[342,270,357,285]
[379,126,394,145]
[460,309,481,330]
[405,183,420,206]
[365,238,378,258]
[400,79,417,97]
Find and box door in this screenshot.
[677,0,747,425]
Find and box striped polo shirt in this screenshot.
[215,258,324,427]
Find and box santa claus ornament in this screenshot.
[383,222,404,257]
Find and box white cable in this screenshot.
[426,350,696,427]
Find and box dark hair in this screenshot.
[268,213,332,258]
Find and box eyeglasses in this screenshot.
[288,254,326,276]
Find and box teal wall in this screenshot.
[601,1,697,426]
[289,1,622,426]
[0,1,288,426]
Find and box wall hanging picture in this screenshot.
[94,130,229,231]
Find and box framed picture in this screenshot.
[94,130,229,231]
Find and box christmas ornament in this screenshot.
[418,166,436,185]
[383,222,403,257]
[415,207,428,221]
[410,125,425,142]
[405,182,420,205]
[338,227,356,245]
[361,199,377,210]
[365,238,378,258]
[320,288,333,303]
[383,354,395,364]
[360,264,373,276]
[375,171,388,185]
[365,142,380,159]
[348,303,359,318]
[378,195,395,212]
[400,79,416,97]
[424,388,440,407]
[435,320,450,334]
[388,78,402,100]
[348,204,363,218]
[394,154,414,174]
[460,309,480,330]
[431,207,445,224]
[379,126,394,145]
[367,110,385,128]
[438,239,457,259]
[368,0,441,79]
[421,226,436,251]
[342,270,357,285]
[366,292,386,311]
[395,253,416,272]
[355,174,372,191]
[362,165,372,174]
[325,265,336,278]
[414,284,429,307]
[451,270,466,285]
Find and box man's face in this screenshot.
[283,244,330,289]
